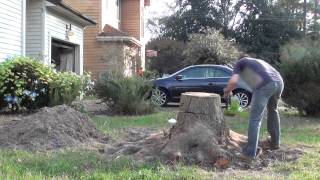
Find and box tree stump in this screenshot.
[161,92,232,165]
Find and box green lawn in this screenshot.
[1,109,320,180]
[91,110,176,138]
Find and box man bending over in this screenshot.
[224,56,284,161]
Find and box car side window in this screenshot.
[180,67,206,79]
[206,67,230,78]
[206,68,216,78]
[214,69,230,77]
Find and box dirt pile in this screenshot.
[0,105,107,151]
[71,99,111,115]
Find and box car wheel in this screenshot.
[234,90,251,108]
[151,88,168,106]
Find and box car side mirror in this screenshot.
[175,75,183,81]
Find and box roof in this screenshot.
[97,25,142,47]
[46,0,96,26]
[99,24,129,37]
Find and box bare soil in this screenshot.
[103,128,303,170]
[0,105,108,151]
[0,103,303,170]
[71,99,111,115]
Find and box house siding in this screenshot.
[45,10,84,73]
[0,0,24,61]
[25,0,44,60]
[121,0,141,40]
[64,0,146,78]
[63,0,110,78]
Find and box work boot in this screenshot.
[235,152,254,163]
[236,147,262,163]
[261,137,280,150]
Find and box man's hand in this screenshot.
[224,74,240,99]
[223,88,232,99]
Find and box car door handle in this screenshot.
[208,83,213,86]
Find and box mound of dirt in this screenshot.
[0,105,108,151]
[71,99,111,115]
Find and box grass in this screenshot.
[1,108,320,179]
[91,110,176,138]
[274,151,320,180]
[0,150,208,180]
[227,113,320,146]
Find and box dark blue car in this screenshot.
[151,65,252,108]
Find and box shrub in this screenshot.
[141,70,158,80]
[49,72,92,106]
[183,29,240,66]
[95,72,154,115]
[0,57,53,110]
[224,97,241,116]
[280,38,320,116]
[0,57,92,111]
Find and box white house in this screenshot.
[0,0,95,74]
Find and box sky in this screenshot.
[144,0,175,43]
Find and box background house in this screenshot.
[0,0,95,75]
[64,0,150,78]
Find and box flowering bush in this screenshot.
[0,57,92,111]
[0,57,53,110]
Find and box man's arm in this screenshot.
[224,74,240,98]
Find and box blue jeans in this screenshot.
[243,80,284,158]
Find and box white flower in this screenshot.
[23,90,31,96]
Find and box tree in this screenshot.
[156,0,238,41]
[280,37,320,116]
[146,38,186,75]
[309,0,320,33]
[234,0,303,63]
[183,29,240,65]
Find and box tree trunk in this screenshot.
[160,92,232,165]
[303,0,307,34]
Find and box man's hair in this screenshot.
[238,53,250,59]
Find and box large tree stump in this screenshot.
[161,92,232,165]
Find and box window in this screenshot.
[206,68,216,78]
[105,0,120,27]
[180,67,206,79]
[205,67,230,78]
[214,69,230,77]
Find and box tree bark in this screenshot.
[303,0,307,34]
[160,92,230,165]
